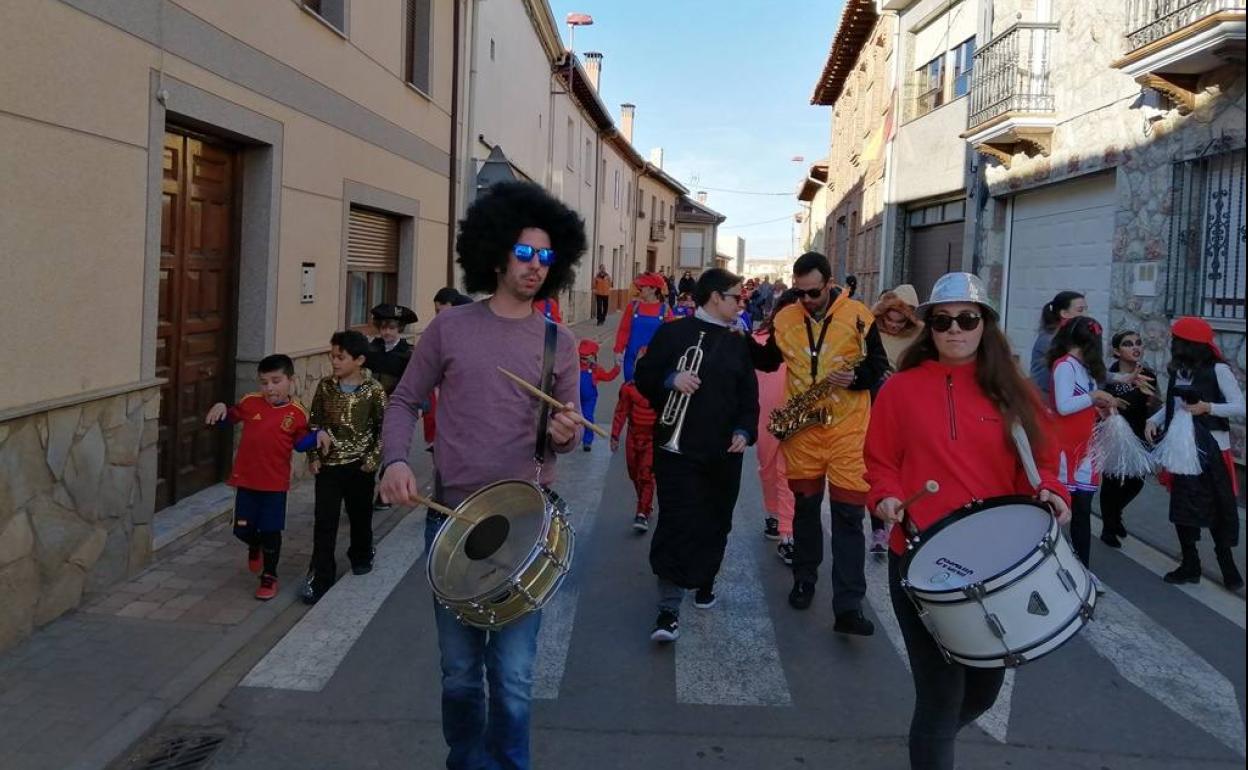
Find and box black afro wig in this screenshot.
[455,181,587,300]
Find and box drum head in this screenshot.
[429,481,549,602]
[906,501,1050,592]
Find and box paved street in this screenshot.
[131,332,1245,770]
[0,315,1243,770]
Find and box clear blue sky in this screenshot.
[550,0,843,259]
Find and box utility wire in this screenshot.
[721,214,794,229]
[695,185,794,196]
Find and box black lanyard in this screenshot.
[804,315,832,382]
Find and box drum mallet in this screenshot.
[497,367,609,438]
[896,480,940,544]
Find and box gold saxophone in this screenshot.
[767,351,866,441]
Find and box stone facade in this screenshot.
[0,386,159,650]
[973,1,1247,459]
[824,15,897,303]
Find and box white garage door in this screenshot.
[1004,172,1116,362]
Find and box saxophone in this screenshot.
[767,350,866,441]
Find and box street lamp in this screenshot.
[566,13,594,93]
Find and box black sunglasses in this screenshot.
[794,286,825,299]
[929,312,982,333]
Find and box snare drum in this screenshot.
[427,480,574,629]
[901,496,1094,669]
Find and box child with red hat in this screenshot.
[612,346,659,532]
[1145,317,1245,590]
[579,338,620,452]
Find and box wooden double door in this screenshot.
[156,129,239,509]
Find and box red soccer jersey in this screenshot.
[227,394,311,492]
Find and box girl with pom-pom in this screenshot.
[1144,317,1245,590]
[1098,330,1160,547]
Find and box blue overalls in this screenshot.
[622,302,668,382]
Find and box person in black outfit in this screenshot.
[636,268,759,642]
[365,303,418,396]
[678,269,697,297]
[1100,329,1159,548]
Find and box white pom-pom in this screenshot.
[1089,413,1154,479]
[1150,409,1204,475]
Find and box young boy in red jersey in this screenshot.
[611,347,658,532]
[205,354,325,600]
[578,338,620,452]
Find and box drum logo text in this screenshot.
[934,557,973,578]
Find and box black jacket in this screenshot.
[635,317,759,459]
[366,338,412,395]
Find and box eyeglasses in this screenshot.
[793,286,826,299]
[513,243,556,267]
[929,312,983,333]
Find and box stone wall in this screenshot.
[0,386,159,650]
[973,0,1247,459]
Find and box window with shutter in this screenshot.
[346,207,400,330]
[404,0,433,93]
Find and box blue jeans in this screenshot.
[426,515,543,770]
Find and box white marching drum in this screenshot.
[901,497,1095,669]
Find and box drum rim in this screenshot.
[901,495,1052,597]
[427,479,559,603]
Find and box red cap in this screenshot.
[1171,316,1223,359]
[635,273,666,291]
[578,339,600,356]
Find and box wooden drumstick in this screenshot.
[897,480,940,541]
[412,493,458,519]
[497,367,610,438]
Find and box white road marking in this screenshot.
[1091,518,1245,630]
[240,511,425,692]
[1082,583,1246,757]
[677,496,792,706]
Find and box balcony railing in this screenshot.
[649,220,667,242]
[966,23,1058,130]
[1126,0,1246,51]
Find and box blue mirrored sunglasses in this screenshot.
[513,243,556,267]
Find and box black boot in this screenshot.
[1163,544,1202,585]
[1215,547,1244,591]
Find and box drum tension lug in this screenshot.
[1003,653,1025,668]
[1039,535,1057,555]
[985,613,1006,640]
[1079,602,1095,621]
[961,583,986,601]
[1057,567,1077,593]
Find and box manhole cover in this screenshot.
[136,734,225,770]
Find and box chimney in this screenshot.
[696,191,707,204]
[583,52,603,91]
[620,103,635,144]
[648,147,664,169]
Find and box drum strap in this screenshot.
[534,317,559,464]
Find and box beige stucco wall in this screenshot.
[598,140,638,291]
[550,91,600,323]
[468,0,555,183]
[636,174,680,276]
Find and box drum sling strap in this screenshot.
[534,317,559,465]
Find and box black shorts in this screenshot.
[233,488,288,535]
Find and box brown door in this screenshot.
[908,221,964,306]
[645,248,657,273]
[156,130,238,509]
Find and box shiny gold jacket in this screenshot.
[309,373,388,471]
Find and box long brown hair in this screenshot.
[898,311,1045,447]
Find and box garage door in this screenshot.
[1004,172,1116,362]
[910,221,964,306]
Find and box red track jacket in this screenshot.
[865,359,1070,554]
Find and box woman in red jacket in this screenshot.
[865,272,1071,770]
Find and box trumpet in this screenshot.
[660,331,705,454]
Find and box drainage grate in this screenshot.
[138,734,225,770]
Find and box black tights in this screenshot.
[1099,476,1144,534]
[889,554,1004,770]
[1070,490,1093,566]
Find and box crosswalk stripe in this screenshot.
[677,496,792,706]
[239,511,426,692]
[1082,584,1246,757]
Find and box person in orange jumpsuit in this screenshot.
[751,252,888,636]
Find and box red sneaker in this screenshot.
[255,574,278,601]
[247,546,262,574]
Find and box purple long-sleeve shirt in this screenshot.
[382,301,583,506]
